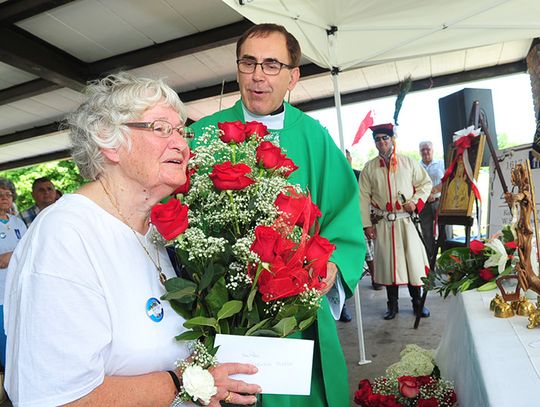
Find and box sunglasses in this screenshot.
[374,135,391,142]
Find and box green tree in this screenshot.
[0,159,86,211]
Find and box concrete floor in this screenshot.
[338,274,451,406]
[0,274,450,407]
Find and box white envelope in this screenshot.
[214,334,314,395]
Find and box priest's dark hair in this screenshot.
[236,23,301,67]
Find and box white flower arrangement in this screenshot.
[171,341,218,407]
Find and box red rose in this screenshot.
[353,379,372,405]
[418,398,439,407]
[150,198,189,240]
[470,239,485,255]
[398,376,420,398]
[256,141,284,169]
[305,234,335,282]
[218,121,247,143]
[371,394,403,407]
[245,121,269,138]
[258,265,308,301]
[504,241,517,249]
[274,192,321,229]
[479,267,496,281]
[174,167,196,195]
[444,389,457,405]
[279,157,299,177]
[250,226,283,263]
[416,375,434,386]
[209,161,255,190]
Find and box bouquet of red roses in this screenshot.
[354,345,456,407]
[150,120,334,348]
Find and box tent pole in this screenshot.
[331,69,346,153]
[354,283,371,365]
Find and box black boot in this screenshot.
[384,301,399,320]
[409,285,430,318]
[384,286,399,320]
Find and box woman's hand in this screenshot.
[206,363,261,406]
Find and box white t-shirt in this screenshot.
[0,213,27,304]
[4,194,190,406]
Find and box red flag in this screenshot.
[351,110,374,146]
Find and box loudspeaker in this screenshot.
[438,88,497,167]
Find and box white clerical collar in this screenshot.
[241,102,285,130]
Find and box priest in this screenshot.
[191,23,366,407]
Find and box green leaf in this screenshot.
[276,304,298,320]
[272,316,297,337]
[206,277,228,316]
[298,316,316,331]
[199,263,215,292]
[175,330,204,341]
[251,329,280,337]
[247,287,257,311]
[168,300,193,320]
[217,300,243,320]
[162,277,197,303]
[184,316,218,330]
[245,318,271,336]
[477,281,498,291]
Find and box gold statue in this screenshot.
[503,162,540,295]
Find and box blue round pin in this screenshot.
[145,297,164,322]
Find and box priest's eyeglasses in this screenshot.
[236,58,294,75]
[123,120,194,139]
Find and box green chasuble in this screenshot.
[191,100,366,407]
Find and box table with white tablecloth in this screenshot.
[436,290,540,407]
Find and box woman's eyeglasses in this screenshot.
[0,192,13,199]
[123,120,194,139]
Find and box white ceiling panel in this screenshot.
[362,62,400,88]
[0,131,70,162]
[430,50,467,77]
[0,63,38,90]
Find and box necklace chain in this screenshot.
[98,178,167,285]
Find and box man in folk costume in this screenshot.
[191,23,366,407]
[360,123,432,320]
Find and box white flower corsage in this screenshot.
[171,341,218,407]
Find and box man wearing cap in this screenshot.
[419,141,445,264]
[360,124,432,320]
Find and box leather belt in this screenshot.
[372,208,411,222]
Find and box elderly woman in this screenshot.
[0,177,27,369]
[4,73,260,406]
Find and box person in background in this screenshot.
[4,72,260,406]
[19,177,57,227]
[418,141,445,264]
[0,178,27,370]
[191,23,366,407]
[360,124,432,320]
[346,150,382,293]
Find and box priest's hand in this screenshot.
[319,262,338,295]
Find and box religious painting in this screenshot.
[439,134,486,217]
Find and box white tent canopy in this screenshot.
[223,0,540,150]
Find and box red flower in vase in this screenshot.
[418,398,439,407]
[470,239,485,255]
[397,375,420,398]
[479,267,496,281]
